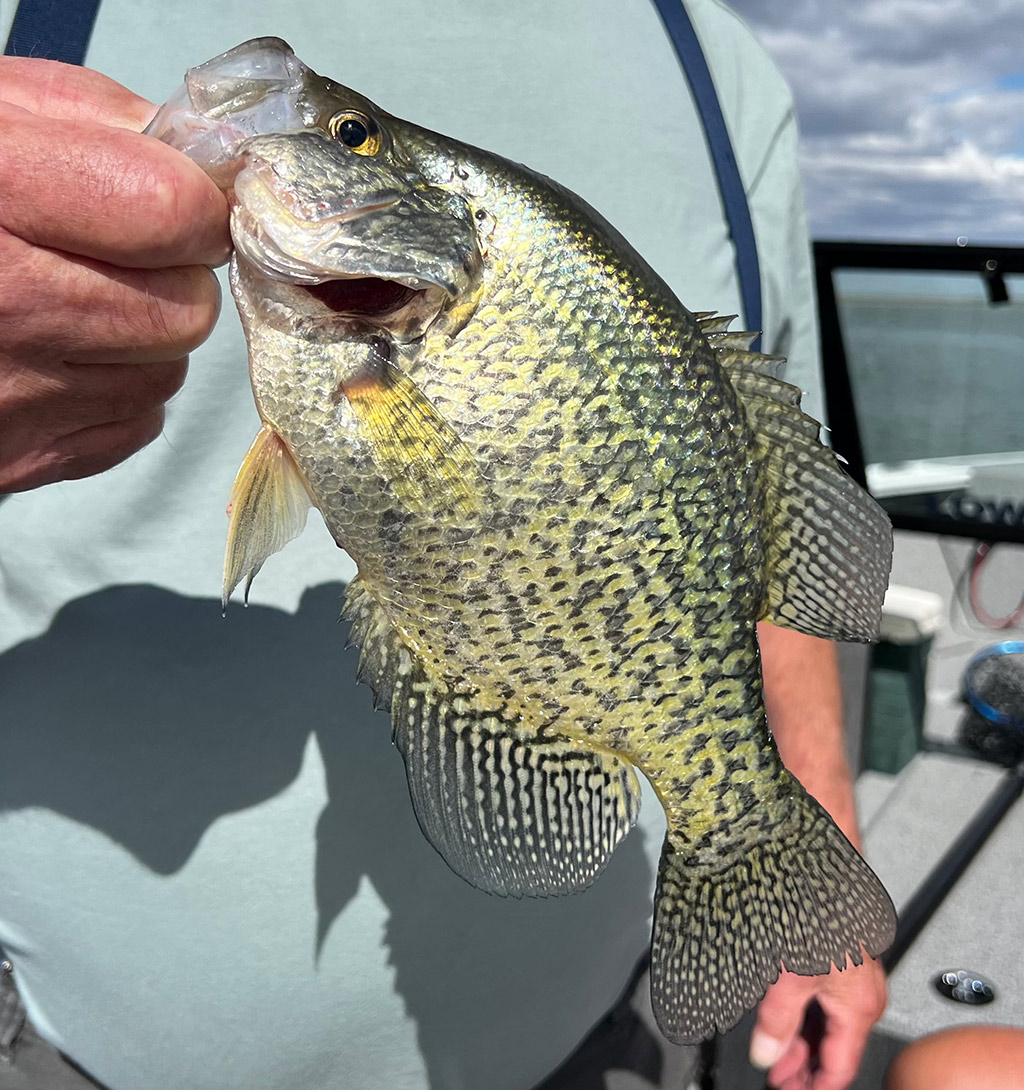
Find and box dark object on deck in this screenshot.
[962,642,1024,766]
[934,969,996,1005]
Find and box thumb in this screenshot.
[0,56,155,130]
[750,974,814,1070]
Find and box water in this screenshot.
[835,272,1024,467]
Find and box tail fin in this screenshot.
[650,773,896,1043]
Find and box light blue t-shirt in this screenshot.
[0,2,821,1088]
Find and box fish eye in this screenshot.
[327,111,382,156]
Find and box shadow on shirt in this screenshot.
[0,583,656,1090]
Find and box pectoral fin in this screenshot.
[342,337,480,517]
[223,426,312,609]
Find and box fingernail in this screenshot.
[749,1031,784,1070]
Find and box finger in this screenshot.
[55,410,169,483]
[809,962,887,1090]
[0,358,188,492]
[40,359,190,431]
[778,1070,812,1090]
[810,1010,875,1090]
[769,1035,811,1088]
[0,57,156,129]
[0,238,221,363]
[751,976,814,1073]
[0,408,167,492]
[0,102,230,268]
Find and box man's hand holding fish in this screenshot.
[0,60,226,492]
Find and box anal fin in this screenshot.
[341,579,641,896]
[394,669,642,896]
[223,425,311,609]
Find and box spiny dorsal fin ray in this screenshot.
[705,330,759,352]
[341,577,404,712]
[341,578,642,896]
[650,772,896,1043]
[700,313,892,642]
[696,313,737,333]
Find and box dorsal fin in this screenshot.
[703,314,892,641]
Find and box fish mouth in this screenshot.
[230,195,458,336]
[304,277,423,318]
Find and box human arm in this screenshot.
[0,57,230,493]
[752,623,888,1090]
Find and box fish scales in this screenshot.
[150,37,897,1044]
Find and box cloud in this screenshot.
[726,0,1024,241]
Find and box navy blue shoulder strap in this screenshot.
[4,0,101,65]
[650,0,762,347]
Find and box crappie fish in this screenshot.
[148,38,897,1042]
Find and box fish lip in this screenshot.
[143,38,311,170]
[182,37,305,120]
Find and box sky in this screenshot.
[726,0,1024,243]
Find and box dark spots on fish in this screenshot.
[700,757,714,776]
[756,751,776,772]
[629,565,651,590]
[379,507,402,532]
[544,565,561,578]
[736,782,758,817]
[720,729,741,752]
[685,732,710,755]
[579,578,600,599]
